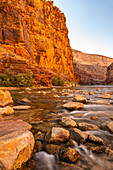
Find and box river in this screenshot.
[2,85,113,170]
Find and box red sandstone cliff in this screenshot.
[73,49,113,85]
[0,0,77,86]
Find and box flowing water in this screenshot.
[1,85,113,170]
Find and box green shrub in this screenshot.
[14,70,33,87]
[0,66,33,87]
[52,76,79,87]
[52,76,65,86]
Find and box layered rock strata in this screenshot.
[0,0,77,86]
[73,49,113,85]
[73,50,113,66]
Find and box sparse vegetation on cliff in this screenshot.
[0,66,33,87]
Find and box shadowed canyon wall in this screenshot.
[73,50,113,85]
[0,0,77,86]
[106,63,113,84]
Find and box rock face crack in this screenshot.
[19,14,33,58]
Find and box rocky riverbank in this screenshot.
[0,86,113,169]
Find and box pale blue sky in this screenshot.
[53,0,113,58]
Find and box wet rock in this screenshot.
[49,127,70,143]
[0,120,34,170]
[51,88,57,92]
[61,116,77,128]
[88,134,105,145]
[106,121,113,133]
[71,128,88,143]
[67,89,73,93]
[34,131,45,141]
[13,105,31,110]
[36,91,41,94]
[90,116,98,120]
[66,139,78,148]
[83,91,89,95]
[41,91,46,95]
[89,91,93,95]
[62,92,71,96]
[89,145,105,153]
[53,94,60,98]
[35,141,43,152]
[89,100,110,105]
[20,98,31,103]
[62,89,66,93]
[78,123,99,131]
[59,161,83,170]
[63,102,84,110]
[100,123,107,130]
[85,142,106,153]
[25,88,31,91]
[61,147,80,163]
[0,106,14,115]
[74,90,80,94]
[46,144,60,154]
[19,91,24,94]
[73,95,88,104]
[107,149,113,159]
[0,88,13,107]
[95,94,110,99]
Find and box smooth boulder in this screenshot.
[0,120,34,170]
[20,98,31,103]
[50,127,70,143]
[96,94,110,99]
[74,95,88,104]
[61,116,77,128]
[0,88,13,107]
[13,105,31,110]
[89,100,110,105]
[63,102,84,110]
[78,123,99,131]
[0,106,14,115]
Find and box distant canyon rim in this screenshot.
[73,49,113,85]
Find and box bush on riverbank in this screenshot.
[0,66,33,87]
[52,76,65,86]
[52,76,77,87]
